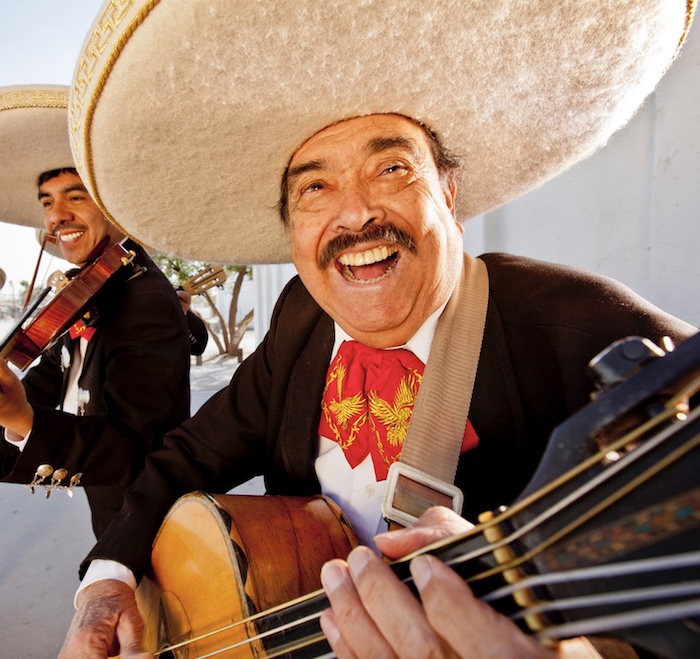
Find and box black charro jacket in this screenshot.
[1,242,192,537]
[83,252,697,578]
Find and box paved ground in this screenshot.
[0,333,262,658]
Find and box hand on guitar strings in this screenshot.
[58,580,150,659]
[0,359,33,441]
[319,506,555,659]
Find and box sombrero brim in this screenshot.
[0,86,74,229]
[69,0,693,265]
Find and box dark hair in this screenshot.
[277,115,462,226]
[37,167,79,187]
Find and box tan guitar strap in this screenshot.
[381,252,489,528]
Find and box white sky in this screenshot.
[0,1,104,292]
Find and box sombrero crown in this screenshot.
[0,85,73,229]
[69,0,694,264]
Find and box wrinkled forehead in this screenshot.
[287,113,430,169]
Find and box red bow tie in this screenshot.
[68,319,96,342]
[319,340,479,480]
[319,340,424,480]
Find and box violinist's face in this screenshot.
[38,171,122,266]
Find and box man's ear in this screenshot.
[443,171,457,218]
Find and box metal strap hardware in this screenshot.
[381,461,465,527]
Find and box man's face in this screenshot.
[38,171,119,266]
[286,114,464,348]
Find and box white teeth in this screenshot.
[58,231,84,243]
[338,245,394,267]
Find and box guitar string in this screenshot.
[186,430,700,658]
[395,382,696,569]
[486,551,700,606]
[445,418,700,583]
[537,597,700,641]
[155,401,697,657]
[154,383,699,657]
[512,577,700,619]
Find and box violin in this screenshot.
[0,237,136,370]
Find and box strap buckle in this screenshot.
[381,462,464,528]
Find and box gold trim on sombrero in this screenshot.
[681,1,697,48]
[69,0,695,265]
[70,0,160,244]
[0,87,69,111]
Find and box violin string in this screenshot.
[154,393,699,656]
[510,579,700,620]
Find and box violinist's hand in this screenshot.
[0,359,33,440]
[319,506,555,659]
[176,289,192,315]
[59,580,151,659]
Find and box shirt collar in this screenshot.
[332,297,449,365]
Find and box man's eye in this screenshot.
[300,181,324,194]
[381,163,408,175]
[42,200,53,209]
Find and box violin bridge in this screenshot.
[478,509,550,639]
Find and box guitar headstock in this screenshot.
[181,265,227,296]
[478,332,700,657]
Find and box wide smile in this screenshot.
[57,230,86,244]
[337,246,399,283]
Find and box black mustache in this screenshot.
[319,224,416,269]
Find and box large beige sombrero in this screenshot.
[69,0,694,265]
[0,85,73,229]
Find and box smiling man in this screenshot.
[60,112,695,657]
[56,0,698,656]
[286,115,464,350]
[37,169,125,267]
[0,136,192,538]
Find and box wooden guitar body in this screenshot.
[137,493,357,657]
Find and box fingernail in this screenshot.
[410,555,433,590]
[321,560,345,594]
[347,546,372,579]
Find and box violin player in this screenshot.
[57,1,700,657]
[0,86,193,539]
